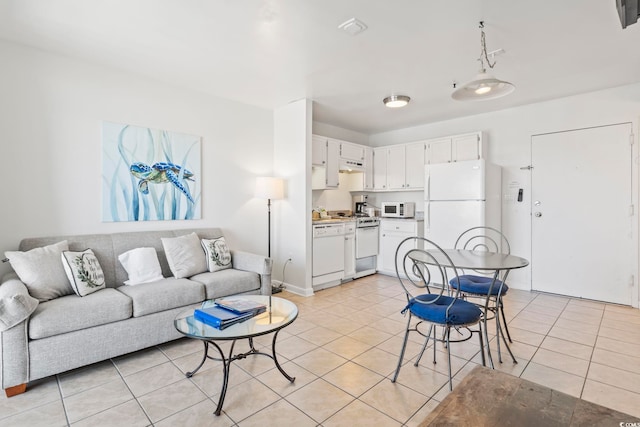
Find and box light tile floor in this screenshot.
[2,274,640,426]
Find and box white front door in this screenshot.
[531,123,635,305]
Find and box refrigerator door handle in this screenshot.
[426,202,430,231]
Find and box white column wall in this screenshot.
[273,99,313,295]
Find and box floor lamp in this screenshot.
[255,177,284,259]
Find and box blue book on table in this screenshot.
[194,306,254,330]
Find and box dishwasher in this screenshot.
[312,223,345,289]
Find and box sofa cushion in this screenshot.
[29,288,132,339]
[161,233,207,279]
[116,278,205,317]
[5,240,73,302]
[201,237,232,272]
[61,249,107,296]
[190,269,261,300]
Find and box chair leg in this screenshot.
[392,315,412,383]
[445,326,453,391]
[477,322,486,367]
[499,297,513,343]
[432,326,438,365]
[414,325,433,367]
[495,306,503,364]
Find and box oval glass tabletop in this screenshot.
[174,295,298,340]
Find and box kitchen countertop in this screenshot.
[312,217,357,224]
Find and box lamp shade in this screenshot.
[451,71,515,101]
[255,177,284,200]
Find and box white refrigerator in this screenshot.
[424,159,501,247]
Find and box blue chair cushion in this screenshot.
[449,275,509,296]
[407,294,482,326]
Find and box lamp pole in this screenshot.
[267,197,272,258]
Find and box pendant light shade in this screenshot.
[451,71,515,101]
[452,22,514,101]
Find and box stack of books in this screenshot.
[194,298,267,330]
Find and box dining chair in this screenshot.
[450,226,514,363]
[391,236,485,391]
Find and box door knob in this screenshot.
[534,212,542,217]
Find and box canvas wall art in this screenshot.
[102,122,202,222]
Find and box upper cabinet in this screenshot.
[340,141,365,162]
[311,135,339,189]
[312,135,327,166]
[383,142,426,190]
[373,147,388,190]
[326,139,340,188]
[428,131,484,164]
[363,147,374,190]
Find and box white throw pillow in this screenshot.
[201,237,232,272]
[61,249,106,297]
[161,232,207,279]
[4,240,73,302]
[118,247,164,285]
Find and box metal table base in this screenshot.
[185,331,295,416]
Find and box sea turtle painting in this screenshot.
[130,162,195,203]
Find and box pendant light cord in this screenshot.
[479,21,496,70]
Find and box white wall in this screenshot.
[273,99,313,295]
[370,83,640,291]
[0,40,274,276]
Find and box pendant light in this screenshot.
[452,21,514,101]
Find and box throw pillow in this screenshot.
[0,292,39,332]
[201,237,232,272]
[61,249,106,297]
[161,232,207,279]
[4,240,73,302]
[118,247,164,285]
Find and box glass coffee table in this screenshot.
[174,295,298,416]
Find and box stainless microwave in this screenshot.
[381,202,415,218]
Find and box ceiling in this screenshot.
[0,0,639,134]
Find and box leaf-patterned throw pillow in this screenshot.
[61,249,106,296]
[201,237,232,272]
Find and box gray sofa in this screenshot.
[0,228,272,397]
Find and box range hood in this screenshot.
[339,159,365,173]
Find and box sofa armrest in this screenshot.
[231,251,272,296]
[0,273,33,390]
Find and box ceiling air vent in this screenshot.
[338,18,368,36]
[617,0,639,28]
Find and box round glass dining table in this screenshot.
[407,249,529,368]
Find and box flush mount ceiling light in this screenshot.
[383,95,411,108]
[452,21,515,101]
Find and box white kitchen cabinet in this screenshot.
[387,146,405,190]
[373,147,388,190]
[383,142,425,190]
[340,141,364,161]
[427,132,483,164]
[405,142,426,189]
[312,135,327,166]
[377,219,424,277]
[326,139,340,188]
[363,147,374,190]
